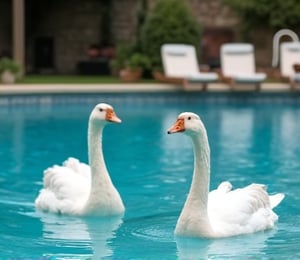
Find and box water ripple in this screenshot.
[120,212,177,243]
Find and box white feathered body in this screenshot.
[35,103,125,216]
[176,176,284,238]
[35,157,124,216]
[168,112,285,238]
[35,158,90,215]
[209,184,275,235]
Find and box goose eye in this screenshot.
[99,108,104,112]
[188,116,191,120]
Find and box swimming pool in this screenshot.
[0,92,299,259]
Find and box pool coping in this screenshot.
[0,82,294,95]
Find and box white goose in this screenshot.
[168,112,284,238]
[35,103,125,216]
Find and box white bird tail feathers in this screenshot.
[269,193,285,209]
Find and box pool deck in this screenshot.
[0,82,296,95]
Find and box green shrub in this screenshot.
[226,0,300,30]
[0,58,21,74]
[110,44,135,71]
[110,43,151,71]
[127,53,151,69]
[140,0,201,70]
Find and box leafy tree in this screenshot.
[226,0,300,30]
[140,0,201,70]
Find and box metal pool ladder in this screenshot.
[272,29,299,68]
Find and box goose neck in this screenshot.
[88,123,111,185]
[188,134,210,209]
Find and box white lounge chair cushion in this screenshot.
[161,44,218,83]
[165,46,187,56]
[284,43,300,52]
[220,43,266,85]
[293,73,300,82]
[222,44,253,55]
[280,42,300,77]
[187,72,219,82]
[233,73,266,83]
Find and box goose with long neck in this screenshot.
[35,103,125,216]
[168,112,284,238]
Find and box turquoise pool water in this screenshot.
[0,93,299,259]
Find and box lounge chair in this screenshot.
[161,44,218,90]
[280,42,300,90]
[220,43,266,91]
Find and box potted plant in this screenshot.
[110,44,150,82]
[0,58,21,84]
[110,44,133,76]
[119,53,150,82]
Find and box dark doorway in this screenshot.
[34,36,54,72]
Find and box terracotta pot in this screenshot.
[119,68,142,82]
[1,70,16,84]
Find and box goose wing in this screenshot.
[208,183,283,236]
[35,157,90,214]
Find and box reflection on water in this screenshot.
[176,229,276,259]
[37,212,123,259]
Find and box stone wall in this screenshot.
[111,0,139,43]
[26,0,103,74]
[189,0,238,28]
[0,0,281,73]
[25,0,142,73]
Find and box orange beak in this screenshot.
[167,118,185,134]
[106,108,122,123]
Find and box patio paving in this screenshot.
[0,82,293,95]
